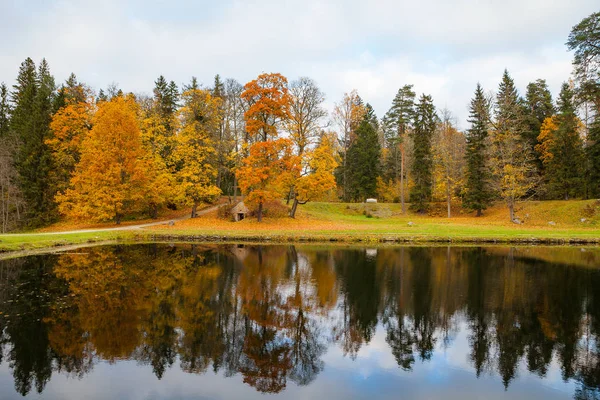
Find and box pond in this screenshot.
[0,244,599,399]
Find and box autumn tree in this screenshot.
[47,80,94,197]
[332,90,365,201]
[433,109,465,217]
[410,94,437,213]
[224,78,247,201]
[56,96,161,224]
[238,73,293,221]
[490,70,535,222]
[141,76,179,169]
[285,77,328,210]
[241,73,291,142]
[237,139,299,222]
[464,84,493,216]
[290,133,338,218]
[286,77,328,156]
[174,89,222,217]
[382,85,415,212]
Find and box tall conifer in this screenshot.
[410,94,437,213]
[464,84,492,216]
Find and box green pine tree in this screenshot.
[382,85,415,211]
[524,79,554,176]
[12,58,57,226]
[346,115,381,202]
[546,83,585,199]
[0,82,11,138]
[587,117,600,198]
[464,84,493,216]
[410,94,437,213]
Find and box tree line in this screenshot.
[0,11,598,229]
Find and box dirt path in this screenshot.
[6,205,220,236]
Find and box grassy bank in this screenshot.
[1,200,599,253]
[0,231,135,252]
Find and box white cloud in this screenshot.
[0,0,596,127]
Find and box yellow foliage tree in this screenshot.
[290,133,338,217]
[174,89,222,217]
[47,99,94,195]
[56,96,164,224]
[535,116,559,167]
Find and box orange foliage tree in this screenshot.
[238,73,294,221]
[241,73,291,142]
[47,96,94,195]
[237,139,299,222]
[56,96,168,224]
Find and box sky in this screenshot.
[0,0,598,128]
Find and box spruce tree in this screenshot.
[524,79,554,176]
[492,70,535,221]
[346,116,381,202]
[546,83,585,199]
[382,85,415,211]
[410,94,437,213]
[587,117,600,197]
[0,83,10,138]
[12,58,56,226]
[464,84,492,216]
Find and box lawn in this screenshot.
[1,200,599,253]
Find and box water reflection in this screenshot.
[0,245,599,399]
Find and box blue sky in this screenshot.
[1,0,598,127]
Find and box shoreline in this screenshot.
[1,229,600,260]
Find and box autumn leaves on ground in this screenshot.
[1,200,598,255]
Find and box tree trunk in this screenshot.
[151,203,158,219]
[508,199,515,222]
[191,201,198,218]
[257,202,263,222]
[476,209,482,217]
[286,186,294,205]
[233,175,238,204]
[290,198,299,218]
[400,146,406,214]
[446,178,451,218]
[115,212,122,225]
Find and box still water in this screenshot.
[0,244,599,399]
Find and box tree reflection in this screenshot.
[0,244,598,398]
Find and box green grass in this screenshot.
[0,231,134,253]
[1,200,599,254]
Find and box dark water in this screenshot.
[0,244,599,399]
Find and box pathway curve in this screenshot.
[2,205,221,236]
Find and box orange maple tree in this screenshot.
[237,73,295,221]
[241,73,291,142]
